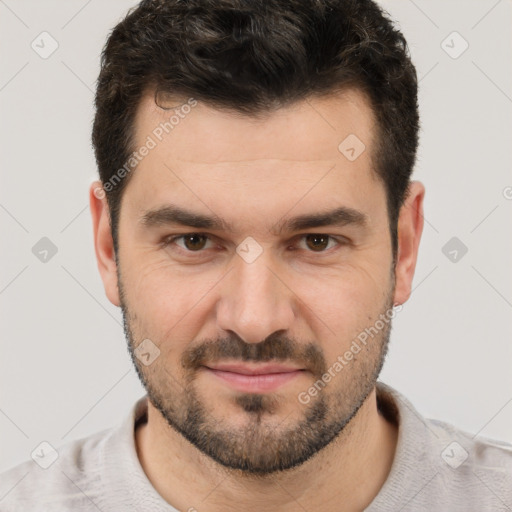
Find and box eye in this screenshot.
[163,233,215,252]
[296,234,342,252]
[161,232,345,256]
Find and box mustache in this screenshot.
[181,332,327,378]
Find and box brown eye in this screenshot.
[304,234,331,251]
[181,233,209,251]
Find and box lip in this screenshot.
[202,363,305,393]
[205,363,304,375]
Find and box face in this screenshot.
[100,88,404,474]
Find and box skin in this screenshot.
[90,87,424,511]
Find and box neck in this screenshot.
[135,386,398,512]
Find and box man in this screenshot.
[1,0,511,510]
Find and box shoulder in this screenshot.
[0,426,113,512]
[372,383,512,511]
[429,416,512,488]
[422,417,512,510]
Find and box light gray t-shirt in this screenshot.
[1,381,511,511]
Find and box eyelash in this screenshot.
[161,233,346,256]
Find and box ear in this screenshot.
[393,180,425,306]
[89,181,121,307]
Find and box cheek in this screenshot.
[291,258,392,354]
[122,253,220,335]
[121,233,392,343]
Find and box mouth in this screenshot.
[201,362,306,393]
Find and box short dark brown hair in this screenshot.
[92,0,419,262]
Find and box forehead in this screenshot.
[121,87,385,231]
[133,87,376,164]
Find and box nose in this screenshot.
[216,249,296,344]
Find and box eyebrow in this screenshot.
[139,205,368,234]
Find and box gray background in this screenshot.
[1,0,511,473]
